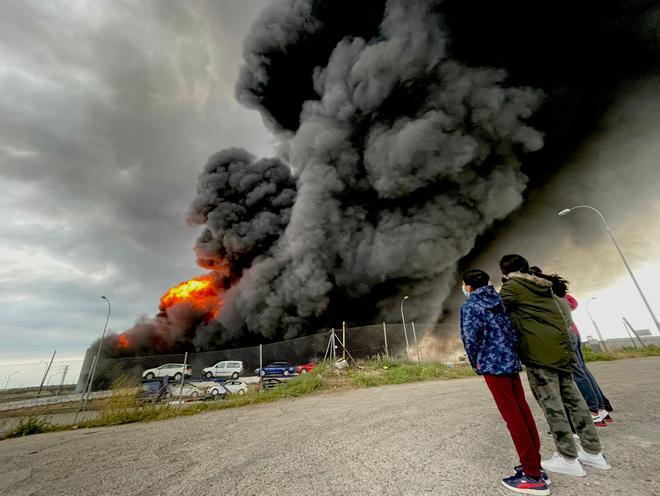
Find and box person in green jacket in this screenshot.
[499,254,610,477]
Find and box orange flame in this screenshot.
[159,274,222,321]
[117,334,130,349]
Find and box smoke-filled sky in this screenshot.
[2,0,660,361]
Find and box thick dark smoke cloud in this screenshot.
[189,0,545,344]
[188,148,296,276]
[110,0,659,354]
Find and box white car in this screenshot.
[208,383,231,399]
[166,381,216,400]
[202,361,243,380]
[142,363,192,381]
[222,380,248,395]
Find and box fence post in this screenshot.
[259,344,263,391]
[178,352,188,406]
[411,322,421,364]
[56,365,69,395]
[342,321,346,360]
[76,354,97,421]
[382,322,389,358]
[37,350,56,397]
[621,320,638,349]
[623,317,647,349]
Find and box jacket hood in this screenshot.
[507,272,553,296]
[469,285,503,310]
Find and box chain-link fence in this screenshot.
[0,322,463,424]
[0,358,85,405]
[75,323,462,392]
[79,330,334,392]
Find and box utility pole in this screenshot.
[37,350,56,397]
[56,365,69,395]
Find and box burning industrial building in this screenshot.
[95,0,659,358]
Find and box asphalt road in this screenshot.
[1,357,659,496]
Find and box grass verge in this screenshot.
[582,344,660,362]
[2,416,55,438]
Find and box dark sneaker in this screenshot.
[514,465,551,486]
[502,473,550,495]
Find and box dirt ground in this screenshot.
[1,357,658,496]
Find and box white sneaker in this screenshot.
[541,452,587,477]
[577,447,611,470]
[598,409,609,419]
[591,412,607,426]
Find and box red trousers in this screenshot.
[484,374,542,479]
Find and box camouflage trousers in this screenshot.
[526,366,601,459]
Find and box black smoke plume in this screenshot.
[107,0,660,355]
[192,0,544,345]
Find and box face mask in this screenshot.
[462,286,471,298]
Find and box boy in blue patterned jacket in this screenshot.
[460,269,549,495]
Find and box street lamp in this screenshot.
[400,296,410,350]
[559,205,660,335]
[585,297,608,352]
[80,296,111,413]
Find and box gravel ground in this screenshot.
[1,357,658,496]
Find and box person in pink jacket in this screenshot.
[563,292,614,421]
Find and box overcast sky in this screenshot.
[0,0,273,360]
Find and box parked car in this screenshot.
[254,362,296,377]
[139,380,169,402]
[165,381,214,399]
[261,377,290,390]
[208,383,231,399]
[222,380,248,395]
[142,363,192,381]
[296,362,315,374]
[202,360,243,380]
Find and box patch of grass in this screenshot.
[2,416,55,439]
[582,345,660,362]
[347,359,474,387]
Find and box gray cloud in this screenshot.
[0,0,271,359]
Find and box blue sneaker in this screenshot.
[502,473,550,495]
[514,465,551,485]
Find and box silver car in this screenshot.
[202,361,243,380]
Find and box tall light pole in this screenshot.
[81,296,111,413]
[585,297,608,352]
[559,205,660,335]
[400,296,410,351]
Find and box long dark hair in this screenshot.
[534,271,570,297]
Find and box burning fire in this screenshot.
[117,333,130,349]
[159,274,222,319]
[111,273,224,354]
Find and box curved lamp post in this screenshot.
[559,205,660,335]
[80,296,111,413]
[400,296,410,350]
